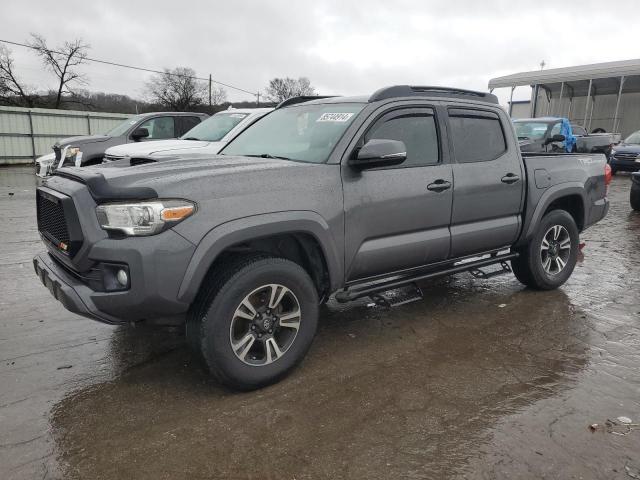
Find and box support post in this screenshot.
[613,76,625,132]
[208,74,212,107]
[27,110,36,161]
[256,92,260,107]
[530,85,539,117]
[86,113,91,135]
[583,79,592,128]
[556,82,564,117]
[588,90,596,131]
[546,89,551,116]
[508,86,515,116]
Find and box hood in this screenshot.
[105,139,225,157]
[59,155,306,197]
[55,135,111,147]
[612,143,640,154]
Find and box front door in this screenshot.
[342,106,453,281]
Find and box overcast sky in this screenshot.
[3,0,639,107]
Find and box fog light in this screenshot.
[116,269,129,287]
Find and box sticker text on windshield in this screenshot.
[317,113,354,122]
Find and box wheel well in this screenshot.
[208,233,331,300]
[544,195,584,231]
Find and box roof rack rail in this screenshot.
[369,85,499,104]
[276,95,338,109]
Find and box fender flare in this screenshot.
[177,211,343,303]
[520,183,587,243]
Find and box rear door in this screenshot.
[342,105,453,281]
[447,107,524,257]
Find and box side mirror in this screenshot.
[546,134,565,144]
[131,127,150,141]
[350,139,407,169]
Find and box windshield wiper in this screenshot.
[182,137,200,141]
[245,153,293,160]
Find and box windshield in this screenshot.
[182,112,249,142]
[513,121,553,140]
[106,115,141,136]
[624,131,640,144]
[221,103,364,163]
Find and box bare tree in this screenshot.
[28,34,89,109]
[265,77,315,102]
[210,84,227,106]
[146,67,207,111]
[0,45,36,107]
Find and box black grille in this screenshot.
[37,191,70,247]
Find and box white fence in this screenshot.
[0,106,130,165]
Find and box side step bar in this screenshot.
[335,252,519,303]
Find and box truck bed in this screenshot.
[518,152,608,245]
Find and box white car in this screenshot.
[103,108,272,162]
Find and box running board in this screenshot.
[469,261,512,279]
[335,252,518,303]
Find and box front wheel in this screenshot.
[187,255,319,390]
[631,184,640,211]
[511,210,579,290]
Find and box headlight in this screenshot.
[95,200,196,236]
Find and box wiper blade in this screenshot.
[245,153,293,160]
[182,137,200,141]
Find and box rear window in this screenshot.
[449,109,507,163]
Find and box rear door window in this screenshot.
[448,109,507,163]
[177,116,202,136]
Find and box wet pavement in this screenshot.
[1,165,639,479]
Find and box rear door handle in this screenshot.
[501,173,520,184]
[427,179,452,192]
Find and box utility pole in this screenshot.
[208,74,212,107]
[256,92,260,107]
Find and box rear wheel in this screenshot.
[511,210,579,290]
[187,254,318,390]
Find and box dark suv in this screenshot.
[39,111,208,176]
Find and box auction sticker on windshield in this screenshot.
[317,112,354,122]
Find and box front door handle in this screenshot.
[501,173,520,184]
[427,179,452,192]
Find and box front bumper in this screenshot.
[610,157,640,172]
[34,252,123,324]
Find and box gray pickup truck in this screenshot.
[33,86,610,390]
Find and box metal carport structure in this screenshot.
[488,59,640,136]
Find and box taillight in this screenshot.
[605,163,612,186]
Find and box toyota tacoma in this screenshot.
[33,86,610,390]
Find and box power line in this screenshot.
[0,38,258,96]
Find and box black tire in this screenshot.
[631,184,640,211]
[187,254,318,390]
[511,210,579,290]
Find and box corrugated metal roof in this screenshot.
[489,58,640,89]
